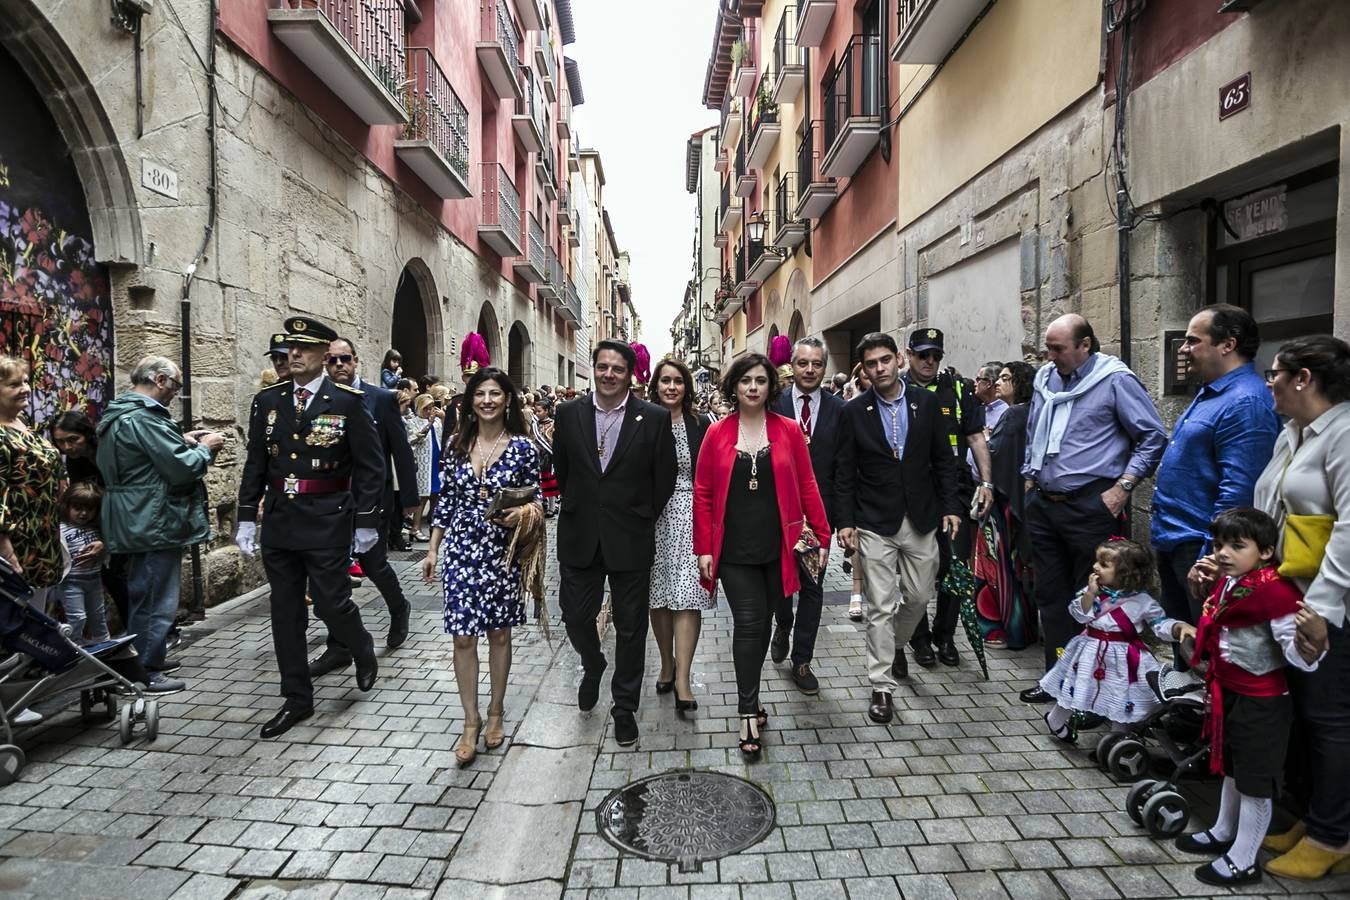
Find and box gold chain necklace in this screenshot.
[737,415,769,491]
[473,429,508,499]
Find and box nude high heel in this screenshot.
[455,716,481,767]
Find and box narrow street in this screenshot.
[0,521,1343,899]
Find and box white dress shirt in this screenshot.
[791,385,822,435]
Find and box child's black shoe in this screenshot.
[1194,854,1261,887]
[1175,830,1234,856]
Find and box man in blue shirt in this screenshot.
[1151,304,1278,640]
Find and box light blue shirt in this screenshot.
[875,390,909,459]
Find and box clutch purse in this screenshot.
[485,485,536,521]
[1278,513,1333,579]
[794,522,823,585]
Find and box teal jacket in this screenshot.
[96,391,213,553]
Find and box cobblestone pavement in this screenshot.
[1,520,1348,899]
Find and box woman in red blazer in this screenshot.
[694,353,830,759]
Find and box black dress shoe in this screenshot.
[891,650,908,681]
[1076,712,1107,731]
[1194,854,1261,887]
[791,664,819,695]
[386,600,411,650]
[260,707,313,739]
[675,697,698,717]
[936,639,960,667]
[770,626,789,664]
[911,642,937,668]
[1175,830,1235,856]
[578,663,606,712]
[1019,686,1054,704]
[867,690,894,724]
[613,711,639,747]
[654,679,674,695]
[309,648,352,678]
[354,650,378,692]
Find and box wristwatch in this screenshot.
[1117,478,1137,493]
[980,482,994,490]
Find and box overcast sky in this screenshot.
[568,0,719,358]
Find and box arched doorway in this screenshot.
[788,310,805,342]
[0,43,114,424]
[476,300,502,369]
[390,259,441,380]
[507,321,530,389]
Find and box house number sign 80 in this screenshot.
[142,158,180,200]
[1219,73,1251,121]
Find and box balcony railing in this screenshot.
[514,213,547,282]
[395,47,470,198]
[557,187,573,225]
[772,172,807,249]
[535,42,557,101]
[734,138,755,198]
[719,95,743,153]
[732,23,758,97]
[563,276,583,324]
[477,0,521,100]
[893,0,987,64]
[537,145,558,200]
[821,34,884,179]
[795,120,838,219]
[267,0,407,124]
[796,0,836,48]
[512,69,546,153]
[541,248,564,301]
[747,71,781,170]
[478,162,522,257]
[772,8,806,104]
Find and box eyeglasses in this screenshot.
[914,351,943,363]
[1263,368,1285,383]
[996,373,1012,383]
[160,375,182,391]
[326,354,354,365]
[975,376,992,384]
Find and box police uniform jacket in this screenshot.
[238,375,384,551]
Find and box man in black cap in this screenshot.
[236,316,384,739]
[267,334,291,383]
[900,327,993,672]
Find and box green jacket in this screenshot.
[96,391,214,553]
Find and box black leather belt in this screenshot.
[1040,477,1116,503]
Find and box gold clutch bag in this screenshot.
[1278,513,1334,579]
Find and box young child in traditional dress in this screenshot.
[1172,508,1323,888]
[1040,538,1182,743]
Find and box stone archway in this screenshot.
[475,300,502,369]
[788,310,805,342]
[390,259,442,380]
[0,2,143,266]
[507,320,530,390]
[785,269,808,337]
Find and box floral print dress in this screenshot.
[433,435,540,636]
[0,425,64,588]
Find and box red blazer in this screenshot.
[693,412,831,597]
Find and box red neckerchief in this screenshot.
[1191,565,1303,774]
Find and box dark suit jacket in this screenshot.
[355,376,418,512]
[836,385,962,536]
[773,387,845,527]
[676,410,713,479]
[553,392,677,571]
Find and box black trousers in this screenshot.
[1024,479,1120,670]
[1155,539,1205,669]
[263,545,373,711]
[1288,623,1350,845]
[558,547,650,715]
[721,561,783,715]
[103,554,130,635]
[326,530,408,657]
[910,510,973,649]
[775,567,822,667]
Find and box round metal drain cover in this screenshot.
[596,769,776,872]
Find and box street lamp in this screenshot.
[745,212,768,244]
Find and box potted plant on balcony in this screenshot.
[731,40,748,67]
[756,82,778,122]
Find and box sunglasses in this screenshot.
[913,350,943,362]
[326,354,354,365]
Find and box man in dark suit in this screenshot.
[236,316,383,739]
[553,339,677,748]
[770,336,844,695]
[836,332,962,724]
[306,338,419,682]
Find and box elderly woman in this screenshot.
[0,356,64,608]
[407,394,443,541]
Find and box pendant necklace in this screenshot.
[738,415,769,491]
[883,397,903,460]
[474,429,508,499]
[597,408,622,457]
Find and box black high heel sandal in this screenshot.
[654,679,674,695]
[675,695,698,717]
[738,714,761,759]
[756,708,769,728]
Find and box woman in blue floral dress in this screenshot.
[421,367,540,768]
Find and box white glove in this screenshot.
[353,528,379,554]
[235,521,258,557]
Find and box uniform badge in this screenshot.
[284,474,299,496]
[305,414,347,448]
[927,329,937,339]
[267,409,277,425]
[270,444,279,457]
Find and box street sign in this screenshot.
[1219,73,1250,121]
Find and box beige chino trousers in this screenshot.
[858,519,940,694]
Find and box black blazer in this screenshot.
[676,410,713,478]
[836,385,962,536]
[773,388,845,526]
[356,376,419,512]
[553,393,678,571]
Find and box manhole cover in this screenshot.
[595,769,776,872]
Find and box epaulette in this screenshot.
[260,380,289,392]
[335,382,364,395]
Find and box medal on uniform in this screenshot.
[267,409,277,425]
[283,474,299,496]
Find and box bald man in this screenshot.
[1018,315,1166,699]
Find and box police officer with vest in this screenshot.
[236,316,383,739]
[902,328,994,669]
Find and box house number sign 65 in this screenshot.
[1219,73,1251,121]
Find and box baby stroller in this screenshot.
[0,557,159,785]
[1095,663,1212,839]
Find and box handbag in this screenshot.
[1278,513,1334,579]
[485,485,536,521]
[793,521,823,585]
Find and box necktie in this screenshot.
[294,387,311,417]
[799,394,812,438]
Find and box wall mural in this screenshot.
[0,48,113,427]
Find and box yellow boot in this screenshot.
[1264,836,1350,880]
[1263,819,1306,854]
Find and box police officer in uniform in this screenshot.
[236,316,383,739]
[901,328,994,671]
[267,333,291,382]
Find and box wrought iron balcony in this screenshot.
[476,0,521,101]
[772,172,807,249]
[514,213,548,282]
[395,48,470,199]
[734,139,755,198]
[772,8,806,104]
[536,146,558,200]
[562,276,583,325]
[267,0,407,124]
[512,68,546,153]
[732,23,758,98]
[557,88,572,140]
[795,0,835,48]
[821,34,883,180]
[718,178,742,233]
[747,72,781,171]
[795,120,838,218]
[892,0,986,64]
[719,95,743,153]
[539,248,562,301]
[479,162,523,257]
[535,42,557,102]
[557,188,573,226]
[746,228,781,282]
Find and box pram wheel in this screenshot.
[1141,789,1189,838]
[1093,732,1125,770]
[80,689,115,723]
[1106,737,1149,780]
[0,744,25,786]
[118,702,134,744]
[144,700,159,742]
[1126,778,1161,825]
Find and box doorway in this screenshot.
[392,265,429,379]
[508,321,530,389]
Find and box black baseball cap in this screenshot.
[908,328,944,354]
